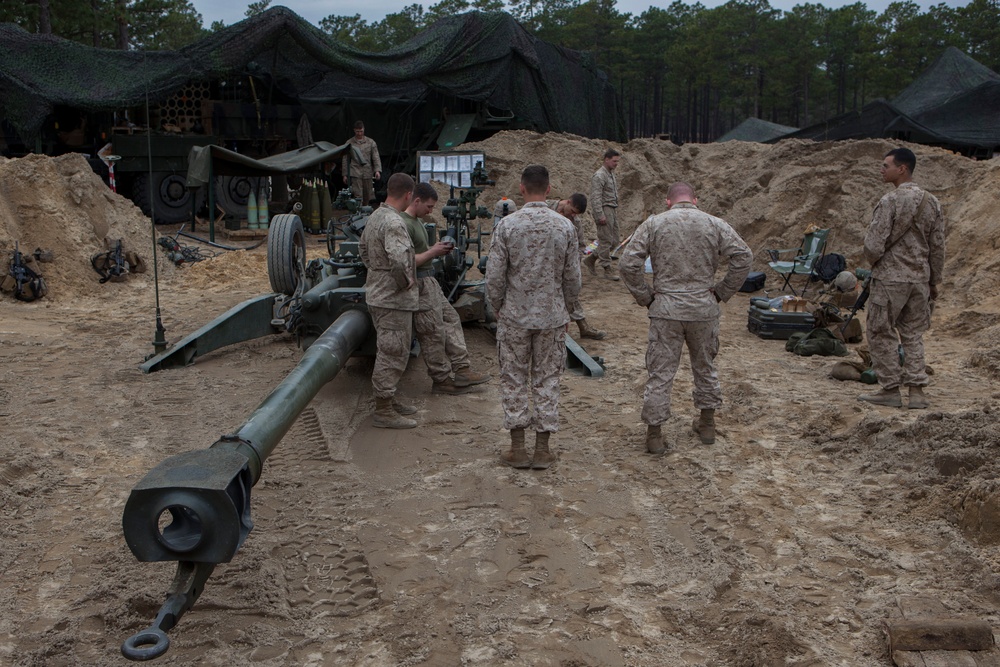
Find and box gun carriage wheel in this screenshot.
[267,214,307,295]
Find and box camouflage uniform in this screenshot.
[401,211,467,382]
[590,165,619,270]
[863,182,946,390]
[359,204,416,399]
[485,202,581,432]
[619,202,752,426]
[547,199,587,321]
[342,135,381,205]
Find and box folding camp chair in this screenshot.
[765,228,830,296]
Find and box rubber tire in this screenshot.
[268,214,306,296]
[132,172,196,224]
[214,175,255,218]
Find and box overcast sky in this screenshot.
[190,0,970,27]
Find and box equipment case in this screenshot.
[739,271,766,292]
[747,304,816,340]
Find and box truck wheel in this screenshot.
[215,175,253,217]
[268,214,306,296]
[132,172,195,224]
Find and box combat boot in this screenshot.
[532,432,556,469]
[858,387,902,408]
[373,396,417,429]
[432,378,474,395]
[453,366,490,388]
[603,266,620,281]
[691,409,716,445]
[583,253,597,276]
[646,424,665,456]
[393,398,418,415]
[501,429,531,469]
[908,386,930,409]
[576,318,607,340]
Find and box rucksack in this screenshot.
[811,253,846,283]
[785,328,849,357]
[1,244,48,302]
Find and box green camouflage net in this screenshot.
[0,6,624,144]
[780,47,1000,153]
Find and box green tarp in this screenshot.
[0,6,623,146]
[185,141,353,187]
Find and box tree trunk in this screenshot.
[90,0,100,47]
[116,0,129,49]
[36,0,52,34]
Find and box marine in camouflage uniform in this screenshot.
[586,148,622,281]
[359,173,417,428]
[402,183,489,393]
[547,195,606,340]
[486,165,581,470]
[860,148,946,409]
[342,121,382,206]
[619,182,752,454]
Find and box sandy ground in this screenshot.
[2,136,1000,666]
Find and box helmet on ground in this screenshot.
[834,270,857,291]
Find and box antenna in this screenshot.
[144,49,168,355]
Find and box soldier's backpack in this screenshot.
[1,243,48,302]
[785,328,849,357]
[91,238,146,283]
[811,253,846,283]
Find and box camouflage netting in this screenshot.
[716,118,798,143]
[778,47,1000,153]
[0,6,624,145]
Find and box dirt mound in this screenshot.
[461,132,1000,308]
[0,153,164,303]
[827,407,1000,545]
[184,249,271,293]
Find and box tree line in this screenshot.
[4,0,999,142]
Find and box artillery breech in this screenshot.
[120,308,371,661]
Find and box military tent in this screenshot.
[716,118,798,143]
[773,47,1000,157]
[0,6,624,155]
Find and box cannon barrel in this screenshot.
[120,307,371,660]
[224,307,370,483]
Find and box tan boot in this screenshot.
[603,266,620,281]
[583,253,597,276]
[646,424,665,455]
[373,396,417,429]
[432,378,474,395]
[576,318,607,340]
[392,398,417,415]
[501,429,531,469]
[532,432,556,469]
[691,409,716,445]
[908,386,930,409]
[453,366,490,387]
[858,387,902,408]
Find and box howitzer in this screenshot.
[122,162,607,659]
[124,213,373,660]
[840,271,872,335]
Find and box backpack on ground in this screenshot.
[811,253,846,283]
[1,242,48,302]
